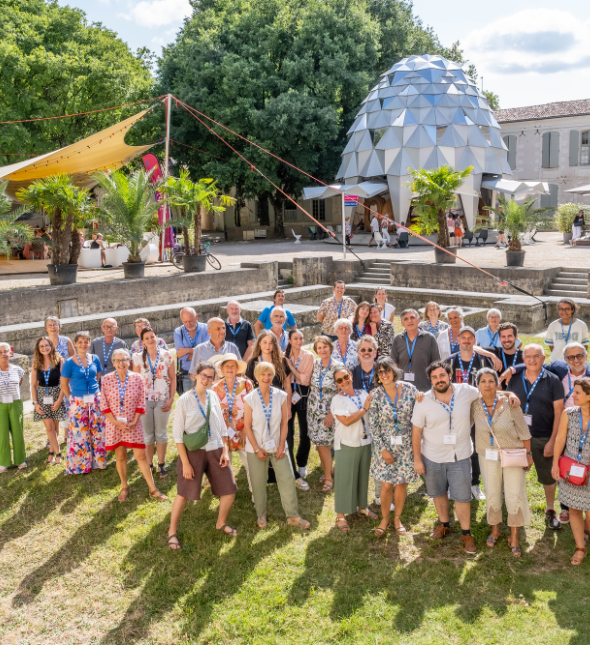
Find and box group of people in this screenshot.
[1,282,589,564]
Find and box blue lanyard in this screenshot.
[257,388,273,435]
[336,340,350,362]
[335,297,344,317]
[318,358,332,400]
[192,390,211,438]
[361,365,375,392]
[577,412,589,462]
[404,332,417,371]
[115,370,129,411]
[182,326,199,348]
[279,332,288,352]
[566,372,576,401]
[436,390,455,430]
[147,348,160,385]
[522,369,544,414]
[383,386,399,434]
[501,349,518,371]
[457,352,476,383]
[355,324,364,338]
[227,321,242,340]
[224,378,238,423]
[342,390,367,437]
[75,350,91,392]
[42,367,51,394]
[292,356,301,393]
[427,321,439,334]
[561,319,574,344]
[487,327,499,346]
[102,338,114,371]
[449,329,459,353]
[482,395,498,445]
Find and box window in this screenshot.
[312,199,325,221]
[541,131,560,168]
[502,134,517,170]
[581,131,590,166]
[284,207,297,222]
[540,183,558,211]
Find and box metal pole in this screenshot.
[342,192,346,259]
[162,93,172,261]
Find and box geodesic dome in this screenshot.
[335,54,511,226]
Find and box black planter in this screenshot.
[506,250,525,267]
[122,261,145,279]
[183,254,207,273]
[47,264,78,285]
[434,246,458,264]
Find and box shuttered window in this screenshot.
[570,130,580,166]
[502,134,517,170]
[312,200,326,221]
[581,131,590,166]
[542,131,560,168]
[540,183,559,210]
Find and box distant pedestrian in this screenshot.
[454,216,464,247]
[368,215,380,246]
[495,206,508,249]
[572,210,585,242]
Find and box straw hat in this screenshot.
[210,353,247,374]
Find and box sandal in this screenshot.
[321,480,333,493]
[257,515,267,528]
[358,508,378,520]
[158,463,168,479]
[118,487,130,502]
[216,524,238,537]
[486,534,499,548]
[167,534,181,550]
[374,520,390,537]
[508,540,522,558]
[54,452,62,465]
[47,451,55,464]
[393,516,407,535]
[336,518,350,532]
[287,517,310,529]
[149,490,168,501]
[571,547,587,566]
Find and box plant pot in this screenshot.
[122,261,145,279]
[506,250,526,267]
[434,246,458,264]
[47,264,78,285]
[182,254,207,273]
[563,232,573,243]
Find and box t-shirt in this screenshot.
[189,340,242,374]
[475,326,523,350]
[62,354,102,397]
[545,318,589,362]
[391,330,440,392]
[0,364,25,402]
[370,217,380,232]
[90,337,128,374]
[352,363,377,393]
[225,318,255,358]
[331,390,371,450]
[318,296,357,336]
[447,352,491,386]
[380,303,395,321]
[257,305,296,330]
[507,369,564,438]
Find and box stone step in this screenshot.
[544,289,587,297]
[558,272,588,278]
[548,282,587,291]
[358,276,389,284]
[552,277,587,285]
[361,271,390,279]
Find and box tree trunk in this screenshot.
[234,194,244,227]
[62,212,74,264]
[437,209,450,247]
[194,205,203,255]
[270,192,285,238]
[70,226,81,265]
[182,226,190,255]
[51,207,64,266]
[257,192,270,226]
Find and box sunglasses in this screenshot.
[359,348,374,353]
[335,374,351,384]
[566,354,586,361]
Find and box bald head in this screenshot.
[180,307,198,331]
[208,317,227,346]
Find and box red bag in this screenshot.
[558,455,590,486]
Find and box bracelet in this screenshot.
[526,451,532,455]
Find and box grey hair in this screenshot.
[563,342,587,358]
[270,306,287,318]
[226,300,241,310]
[0,342,11,351]
[447,307,464,318]
[487,308,502,320]
[207,317,224,328]
[476,367,499,386]
[523,343,545,355]
[333,318,353,333]
[112,348,131,361]
[45,315,61,329]
[358,334,378,349]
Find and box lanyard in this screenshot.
[355,324,364,338]
[335,297,344,318]
[501,349,518,371]
[292,356,301,392]
[381,306,387,320]
[427,321,439,334]
[481,395,498,445]
[449,329,459,354]
[577,412,590,462]
[336,340,350,362]
[257,388,273,435]
[318,358,332,400]
[42,367,51,394]
[522,369,544,414]
[182,326,199,348]
[383,386,399,434]
[102,338,115,371]
[435,389,455,431]
[561,319,574,344]
[361,366,375,392]
[566,372,578,401]
[192,390,211,438]
[404,332,417,371]
[457,352,476,383]
[279,332,288,351]
[115,370,129,412]
[342,390,367,437]
[227,320,242,340]
[147,348,160,385]
[487,327,499,346]
[224,378,238,423]
[75,350,91,393]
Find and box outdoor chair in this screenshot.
[475,228,488,246]
[463,230,474,246]
[291,229,302,244]
[373,232,385,249]
[398,231,409,248]
[307,226,317,241]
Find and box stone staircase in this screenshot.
[357,260,393,285]
[544,269,588,298]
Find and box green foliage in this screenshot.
[483,90,500,110]
[0,0,154,162]
[554,202,590,233]
[483,196,551,251]
[93,169,163,263]
[17,173,92,265]
[405,165,472,247]
[0,180,33,258]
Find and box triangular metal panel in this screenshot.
[347,115,363,135]
[421,108,438,125]
[368,111,390,129]
[502,156,513,175]
[457,147,483,174]
[471,146,486,169]
[343,153,358,179]
[437,125,466,147]
[356,130,374,152]
[335,158,347,181]
[489,127,506,150]
[357,150,372,174]
[366,100,382,113]
[375,127,402,150]
[439,146,459,166]
[382,96,405,110]
[378,87,398,99]
[367,90,379,101]
[403,147,421,168]
[384,108,404,124]
[375,149,386,169]
[411,107,434,123]
[465,86,479,96]
[451,108,469,125]
[361,150,385,178]
[466,125,489,147]
[423,146,450,170]
[418,146,435,167]
[386,148,416,176]
[405,125,436,147]
[354,113,368,132]
[402,125,418,144]
[436,95,460,108]
[392,109,418,127]
[342,135,356,155]
[473,110,491,126]
[488,113,500,128]
[484,147,502,174]
[408,94,434,108]
[356,103,369,115]
[398,85,420,96]
[446,84,462,95]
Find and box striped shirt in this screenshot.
[0,365,25,402]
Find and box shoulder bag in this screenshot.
[558,455,590,486]
[183,393,211,452]
[488,417,528,468]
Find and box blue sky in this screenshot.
[58,0,590,109]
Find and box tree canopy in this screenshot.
[0,0,155,163]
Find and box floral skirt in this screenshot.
[65,394,107,475]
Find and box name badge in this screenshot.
[148,392,159,402]
[443,434,457,445]
[570,464,586,478]
[83,394,94,403]
[264,439,276,451]
[523,414,532,426]
[486,449,499,461]
[205,441,218,451]
[390,435,403,446]
[404,372,415,382]
[320,403,327,412]
[361,435,372,446]
[43,396,54,405]
[116,416,127,424]
[292,392,302,405]
[227,427,236,439]
[1,395,13,404]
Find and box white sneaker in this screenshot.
[17,462,28,470]
[298,467,308,478]
[0,466,7,473]
[374,497,394,511]
[295,478,310,491]
[471,484,486,501]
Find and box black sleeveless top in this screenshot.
[36,363,61,387]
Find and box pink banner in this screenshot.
[142,154,174,248]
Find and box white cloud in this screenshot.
[129,0,191,27]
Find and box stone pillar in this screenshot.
[239,261,278,290]
[293,256,334,287]
[332,258,362,285]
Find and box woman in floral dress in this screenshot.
[331,318,358,371]
[369,305,395,358]
[307,336,344,492]
[370,356,420,537]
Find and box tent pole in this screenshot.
[342,192,346,259]
[162,93,172,261]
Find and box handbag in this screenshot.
[488,424,528,468]
[558,455,590,486]
[183,393,211,451]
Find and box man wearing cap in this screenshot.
[90,318,128,375]
[225,301,255,361]
[189,318,241,375]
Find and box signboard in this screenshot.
[344,194,359,207]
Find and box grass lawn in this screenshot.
[1,334,589,644]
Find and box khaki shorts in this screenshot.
[176,447,237,500]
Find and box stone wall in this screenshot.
[292,256,363,288]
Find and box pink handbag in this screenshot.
[489,426,529,468]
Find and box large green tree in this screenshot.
[0,0,155,162]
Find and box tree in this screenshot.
[17,174,92,266]
[483,90,500,111]
[0,0,154,162]
[0,180,33,259]
[483,196,551,251]
[406,165,473,248]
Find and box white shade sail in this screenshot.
[302,180,388,201]
[481,178,548,200]
[564,184,590,195]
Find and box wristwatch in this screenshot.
[526,451,532,455]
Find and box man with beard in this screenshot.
[485,322,524,384]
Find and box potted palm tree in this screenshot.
[93,169,163,279]
[0,180,34,260]
[554,203,590,243]
[17,174,92,285]
[406,165,473,264]
[164,170,234,273]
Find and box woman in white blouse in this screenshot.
[331,366,378,531]
[243,361,310,530]
[167,361,238,550]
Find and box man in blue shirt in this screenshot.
[254,289,297,335]
[174,307,209,392]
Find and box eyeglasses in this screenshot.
[113,359,129,364]
[199,374,214,381]
[558,307,573,312]
[359,348,374,353]
[377,369,391,375]
[566,354,586,361]
[335,374,351,384]
[46,324,59,329]
[103,325,117,330]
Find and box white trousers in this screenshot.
[479,455,531,527]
